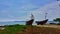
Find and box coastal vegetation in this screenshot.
[49,18,60,25]
[53,18,60,25]
[0,24,60,34]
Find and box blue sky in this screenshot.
[0,0,60,21]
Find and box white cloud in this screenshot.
[28,1,60,21]
[0,0,60,21]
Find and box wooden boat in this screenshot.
[36,13,48,25]
[26,14,34,25]
[26,19,34,25]
[36,19,48,25]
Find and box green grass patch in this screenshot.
[0,24,27,34]
[0,24,60,34]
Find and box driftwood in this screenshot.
[36,19,48,25]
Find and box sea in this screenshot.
[0,21,54,26]
[0,21,26,26]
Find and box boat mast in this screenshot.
[31,13,34,20]
[45,12,48,19]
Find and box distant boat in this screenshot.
[26,19,34,25]
[26,14,34,25]
[36,13,48,25]
[36,19,48,25]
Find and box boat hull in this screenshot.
[26,19,34,25]
[36,19,48,25]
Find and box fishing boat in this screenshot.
[26,14,34,25]
[36,19,48,25]
[36,13,48,25]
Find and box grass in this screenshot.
[0,24,27,34]
[0,24,60,34]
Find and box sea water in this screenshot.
[0,21,55,26]
[0,21,26,26]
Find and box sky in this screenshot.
[0,0,60,22]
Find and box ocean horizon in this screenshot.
[0,21,54,26]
